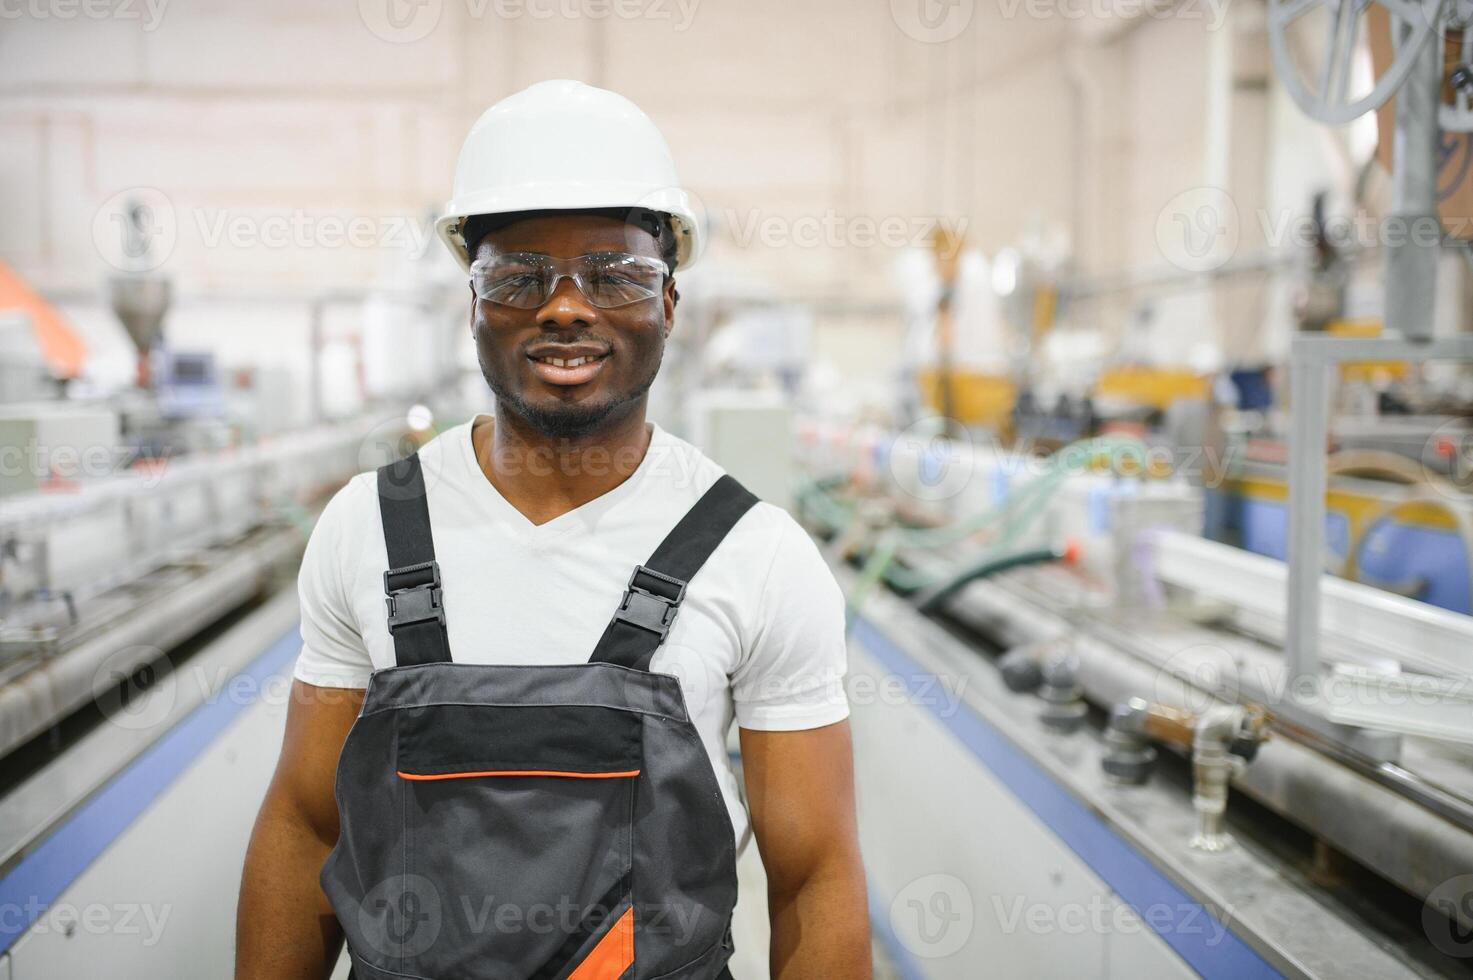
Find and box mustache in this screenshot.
[523,333,612,349]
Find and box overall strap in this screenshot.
[377,453,451,666]
[588,474,759,672]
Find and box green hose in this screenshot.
[796,475,858,533]
[913,547,1066,613]
[808,433,1147,628]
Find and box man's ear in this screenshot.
[663,278,679,334]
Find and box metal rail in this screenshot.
[1285,334,1473,756]
[944,570,1473,906]
[0,525,303,760]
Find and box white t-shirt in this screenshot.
[293,415,850,848]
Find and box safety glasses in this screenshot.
[470,251,669,310]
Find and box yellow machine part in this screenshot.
[916,370,1017,426]
[1094,367,1209,410]
[1226,473,1460,539]
[1031,285,1059,335]
[1328,318,1410,380]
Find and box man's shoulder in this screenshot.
[633,426,801,555]
[312,468,378,538]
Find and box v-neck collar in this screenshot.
[457,413,664,538]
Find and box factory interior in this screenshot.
[5,1,1473,978]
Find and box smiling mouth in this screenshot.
[533,354,602,368]
[526,350,610,386]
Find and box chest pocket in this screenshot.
[395,702,642,979]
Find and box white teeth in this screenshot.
[541,355,595,368]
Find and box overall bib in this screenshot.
[322,453,755,980]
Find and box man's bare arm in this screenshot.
[740,720,870,979]
[236,680,363,979]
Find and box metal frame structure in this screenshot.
[1286,334,1473,754]
[1151,527,1473,680]
[1277,24,1460,755]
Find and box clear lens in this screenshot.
[581,253,666,308]
[471,255,553,309]
[471,252,666,310]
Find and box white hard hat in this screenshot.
[435,80,702,274]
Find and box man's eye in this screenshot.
[495,274,541,288]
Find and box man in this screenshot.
[236,80,870,979]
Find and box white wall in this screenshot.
[0,0,1359,400]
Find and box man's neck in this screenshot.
[471,408,652,526]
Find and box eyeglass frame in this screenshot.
[468,251,672,310]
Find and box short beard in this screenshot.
[480,349,662,441]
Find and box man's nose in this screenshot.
[536,275,600,329]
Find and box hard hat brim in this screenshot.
[436,184,702,275]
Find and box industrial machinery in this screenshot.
[802,415,1473,978]
[807,19,1473,966]
[0,234,431,977]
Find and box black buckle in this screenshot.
[383,560,445,633]
[614,565,687,639]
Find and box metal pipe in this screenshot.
[1191,705,1249,852]
[1286,345,1331,689]
[0,588,302,875]
[1384,14,1442,343]
[1037,651,1088,734]
[0,527,300,759]
[945,580,1473,918]
[1101,698,1158,785]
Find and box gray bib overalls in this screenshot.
[322,452,753,979]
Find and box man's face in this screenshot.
[470,212,675,440]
